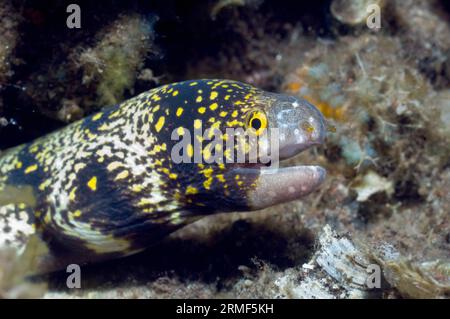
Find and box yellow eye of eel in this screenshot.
[246,109,267,136]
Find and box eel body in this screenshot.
[0,79,326,273]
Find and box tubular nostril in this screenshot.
[301,121,315,134]
[299,119,326,145]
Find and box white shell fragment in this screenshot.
[274,225,376,299]
[331,0,384,25]
[352,170,394,202]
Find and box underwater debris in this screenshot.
[371,243,450,299]
[0,117,8,127]
[56,99,84,122]
[277,30,449,298]
[393,0,450,88]
[331,0,385,26]
[19,11,157,124]
[211,0,246,20]
[337,136,377,168]
[0,0,20,114]
[210,0,264,20]
[433,90,450,138]
[351,171,393,202]
[76,14,156,107]
[275,226,449,299]
[283,64,347,123]
[0,0,20,85]
[274,225,382,299]
[282,34,449,182]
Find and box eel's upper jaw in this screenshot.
[246,165,326,210]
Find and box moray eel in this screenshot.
[0,79,326,273]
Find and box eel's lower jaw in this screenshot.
[246,165,326,210]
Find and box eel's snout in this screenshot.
[242,94,327,210]
[269,95,326,160]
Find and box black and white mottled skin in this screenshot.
[0,79,326,273]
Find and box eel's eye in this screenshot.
[246,110,267,136]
